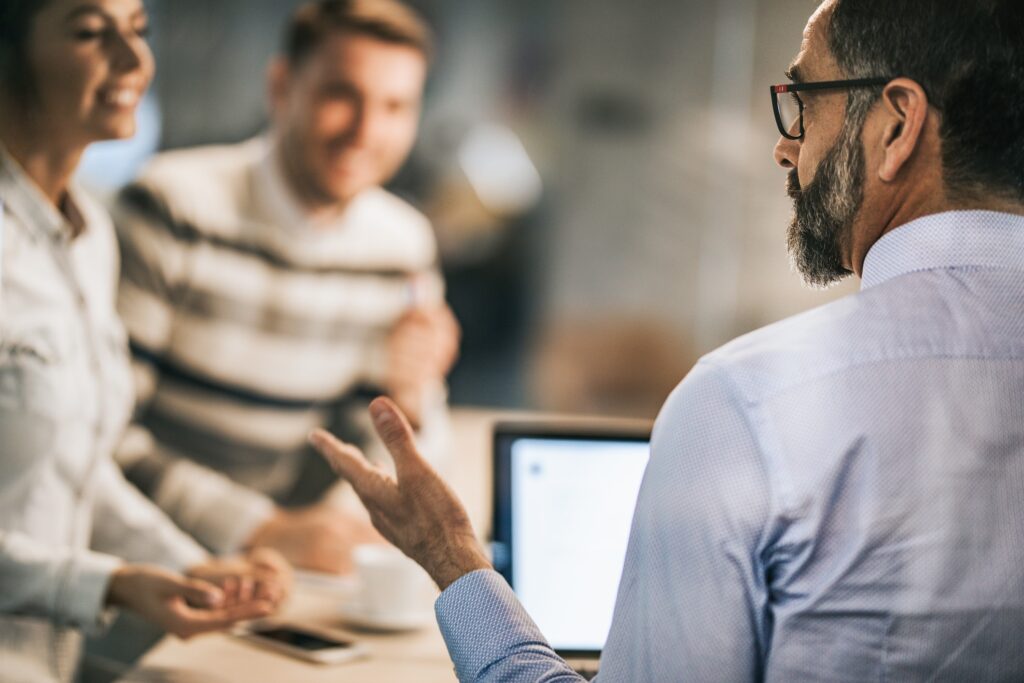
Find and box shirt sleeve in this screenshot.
[110,182,277,554]
[0,530,123,634]
[597,360,772,681]
[436,570,588,682]
[0,309,123,633]
[89,456,208,571]
[434,360,772,682]
[113,426,276,555]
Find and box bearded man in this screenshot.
[310,0,1024,680]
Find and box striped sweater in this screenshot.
[112,137,450,553]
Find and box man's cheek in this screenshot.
[314,102,357,138]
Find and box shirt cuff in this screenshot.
[62,551,124,635]
[434,569,551,682]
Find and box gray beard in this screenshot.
[786,117,867,288]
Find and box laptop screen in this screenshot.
[492,425,651,656]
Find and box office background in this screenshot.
[81,0,854,417]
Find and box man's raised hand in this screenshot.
[309,397,490,590]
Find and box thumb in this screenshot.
[369,396,423,474]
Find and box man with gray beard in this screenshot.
[784,94,869,288]
[311,0,1024,680]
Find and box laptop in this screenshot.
[491,421,652,676]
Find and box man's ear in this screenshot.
[877,78,930,183]
[267,57,290,122]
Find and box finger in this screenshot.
[429,305,461,343]
[308,430,381,496]
[368,396,425,475]
[248,546,286,571]
[171,599,275,637]
[389,313,431,342]
[236,575,255,603]
[219,575,241,605]
[389,345,440,376]
[389,340,438,366]
[401,307,436,325]
[249,548,292,587]
[394,313,433,333]
[246,556,289,603]
[253,578,278,604]
[178,578,224,608]
[388,369,432,395]
[432,305,460,337]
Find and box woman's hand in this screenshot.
[186,547,293,608]
[105,564,274,639]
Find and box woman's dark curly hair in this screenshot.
[0,1,53,105]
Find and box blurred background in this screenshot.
[80,0,856,419]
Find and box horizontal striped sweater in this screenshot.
[112,137,450,553]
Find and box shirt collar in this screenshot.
[860,210,1024,290]
[252,135,313,235]
[0,143,88,243]
[1,144,67,242]
[252,134,365,236]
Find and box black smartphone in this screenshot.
[235,623,368,664]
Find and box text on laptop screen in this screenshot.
[508,437,650,652]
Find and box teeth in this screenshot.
[102,89,139,107]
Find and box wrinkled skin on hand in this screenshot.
[309,397,490,590]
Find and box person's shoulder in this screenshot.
[354,187,432,233]
[697,290,884,403]
[120,138,262,239]
[137,139,257,190]
[345,187,437,261]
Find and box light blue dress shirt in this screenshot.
[434,210,1024,682]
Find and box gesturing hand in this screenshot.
[309,397,490,590]
[106,564,274,639]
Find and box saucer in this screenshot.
[338,601,433,633]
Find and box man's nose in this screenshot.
[347,104,375,146]
[774,135,798,170]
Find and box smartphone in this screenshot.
[235,622,368,664]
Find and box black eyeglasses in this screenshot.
[770,77,892,140]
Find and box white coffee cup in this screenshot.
[351,544,433,622]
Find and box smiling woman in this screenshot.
[0,2,288,682]
[0,0,153,173]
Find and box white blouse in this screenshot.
[0,148,206,683]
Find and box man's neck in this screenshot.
[274,140,353,226]
[852,183,1024,277]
